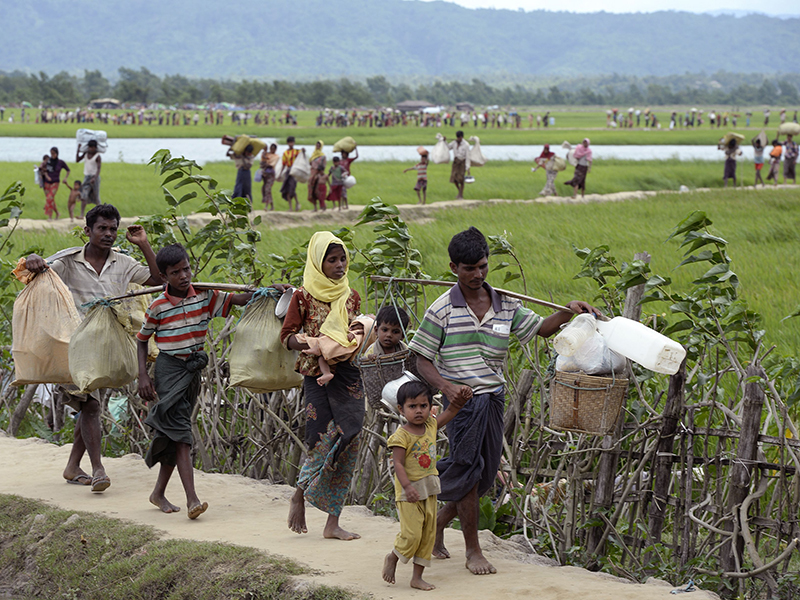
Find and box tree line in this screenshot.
[1,68,798,109]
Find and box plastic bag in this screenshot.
[468,136,487,167]
[33,167,42,187]
[555,331,626,376]
[68,303,138,393]
[431,133,450,164]
[290,149,310,184]
[274,161,286,183]
[344,175,357,189]
[552,156,567,171]
[76,128,108,154]
[11,268,82,385]
[333,136,357,153]
[228,292,303,392]
[254,168,263,183]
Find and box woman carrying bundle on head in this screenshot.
[280,231,364,541]
[532,144,558,197]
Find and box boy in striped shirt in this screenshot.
[136,243,255,519]
[409,226,598,575]
[404,151,428,205]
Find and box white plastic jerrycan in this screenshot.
[553,313,597,357]
[595,317,686,375]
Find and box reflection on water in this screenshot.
[0,137,752,165]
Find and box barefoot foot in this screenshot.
[382,552,398,584]
[432,536,450,559]
[323,524,360,540]
[316,373,334,386]
[188,501,208,520]
[288,492,308,534]
[465,551,496,575]
[410,576,436,591]
[150,493,180,513]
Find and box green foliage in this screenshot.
[0,181,26,346]
[142,149,265,284]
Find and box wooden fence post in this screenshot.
[588,252,650,558]
[646,358,686,556]
[720,363,766,573]
[8,385,36,437]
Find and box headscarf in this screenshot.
[302,231,355,347]
[538,144,554,160]
[573,138,592,162]
[309,140,325,163]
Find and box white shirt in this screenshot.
[447,139,471,168]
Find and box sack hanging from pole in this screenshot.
[228,290,302,392]
[11,267,81,385]
[431,133,450,164]
[289,149,311,183]
[68,302,138,393]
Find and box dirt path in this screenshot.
[9,184,798,234]
[0,433,717,599]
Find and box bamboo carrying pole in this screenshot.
[103,282,257,302]
[369,275,608,318]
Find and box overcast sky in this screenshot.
[416,0,799,16]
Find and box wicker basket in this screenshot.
[357,349,419,410]
[550,371,628,436]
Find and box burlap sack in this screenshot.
[228,293,302,392]
[68,303,138,392]
[11,268,81,385]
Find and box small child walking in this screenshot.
[753,138,765,187]
[227,143,254,203]
[326,156,345,210]
[364,306,409,357]
[67,181,81,221]
[136,243,255,519]
[403,151,428,205]
[382,380,468,591]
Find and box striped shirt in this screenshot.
[414,162,428,181]
[48,246,152,317]
[137,286,232,357]
[282,148,299,167]
[408,283,541,394]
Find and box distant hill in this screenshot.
[3,0,799,79]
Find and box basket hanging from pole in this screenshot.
[549,371,628,436]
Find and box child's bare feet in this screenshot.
[288,489,308,534]
[150,492,181,513]
[410,576,435,590]
[382,552,398,584]
[317,373,334,386]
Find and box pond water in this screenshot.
[1,137,755,165]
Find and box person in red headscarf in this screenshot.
[531,144,558,197]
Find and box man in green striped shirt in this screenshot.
[409,226,598,575]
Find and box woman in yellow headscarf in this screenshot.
[280,231,363,540]
[307,140,328,211]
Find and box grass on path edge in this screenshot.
[0,494,355,600]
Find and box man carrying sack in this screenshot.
[444,131,470,200]
[24,204,161,492]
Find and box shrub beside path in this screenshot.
[0,433,719,599]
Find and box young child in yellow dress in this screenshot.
[381,380,468,591]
